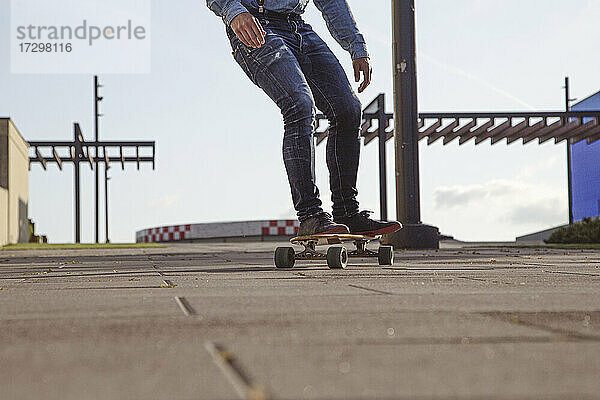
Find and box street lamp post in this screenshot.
[105,162,110,243]
[383,0,439,248]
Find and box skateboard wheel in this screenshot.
[274,247,295,268]
[378,246,394,265]
[326,246,347,269]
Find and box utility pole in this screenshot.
[376,93,388,221]
[74,125,82,243]
[105,163,110,243]
[564,76,576,225]
[383,0,439,248]
[94,76,103,243]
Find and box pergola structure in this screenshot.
[315,0,600,248]
[29,123,155,243]
[316,99,600,225]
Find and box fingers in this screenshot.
[249,17,265,47]
[232,13,266,48]
[353,62,360,83]
[255,18,267,36]
[358,61,372,93]
[237,29,254,48]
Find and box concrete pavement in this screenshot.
[1,241,599,399]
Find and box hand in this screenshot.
[231,12,266,48]
[353,57,372,93]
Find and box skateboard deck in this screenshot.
[291,233,378,246]
[274,233,393,269]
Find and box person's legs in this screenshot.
[227,21,349,233]
[293,22,402,235]
[227,24,323,222]
[294,22,362,221]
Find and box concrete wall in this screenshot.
[0,119,29,246]
[515,224,568,242]
[0,187,7,245]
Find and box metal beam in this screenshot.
[427,119,458,145]
[35,147,47,170]
[555,118,598,144]
[572,124,600,144]
[120,146,125,170]
[506,119,545,144]
[31,156,155,164]
[29,140,155,147]
[52,147,62,170]
[28,121,156,244]
[316,128,328,145]
[522,119,562,144]
[73,123,81,243]
[539,119,580,144]
[418,119,441,141]
[475,119,511,145]
[84,146,94,170]
[420,111,600,119]
[442,119,476,145]
[458,120,494,145]
[94,75,100,244]
[584,127,600,144]
[491,118,529,145]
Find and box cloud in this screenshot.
[433,179,566,226]
[504,201,565,226]
[433,179,523,208]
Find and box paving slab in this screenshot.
[1,242,599,399]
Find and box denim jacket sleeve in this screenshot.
[313,0,369,60]
[206,0,248,26]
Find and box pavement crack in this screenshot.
[204,341,270,400]
[543,270,600,277]
[456,276,513,285]
[482,312,600,342]
[174,296,197,316]
[348,284,394,295]
[153,265,177,288]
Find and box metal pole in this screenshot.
[94,76,99,243]
[392,0,420,224]
[377,93,388,221]
[74,124,81,243]
[384,0,439,248]
[105,162,110,243]
[565,76,574,225]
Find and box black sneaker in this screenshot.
[297,212,350,236]
[335,211,402,236]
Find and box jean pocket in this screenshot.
[233,46,257,85]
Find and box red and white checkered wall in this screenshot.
[137,224,192,243]
[136,220,299,243]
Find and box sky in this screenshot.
[1,0,599,243]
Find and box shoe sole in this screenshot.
[352,223,402,236]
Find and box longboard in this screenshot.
[274,233,394,269]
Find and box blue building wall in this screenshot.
[570,91,600,221]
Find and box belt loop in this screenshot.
[257,0,264,13]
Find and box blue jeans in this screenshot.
[227,12,361,222]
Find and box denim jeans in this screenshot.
[226,12,361,222]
